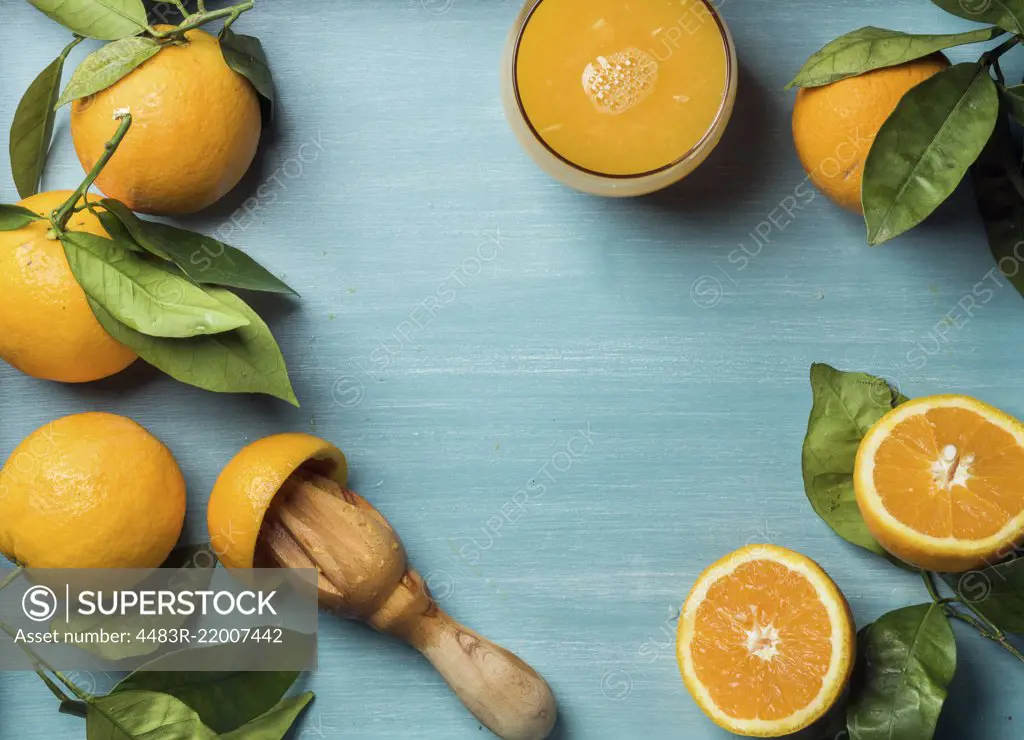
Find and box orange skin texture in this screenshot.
[208,433,348,569]
[0,413,186,569]
[792,54,949,213]
[71,26,261,215]
[0,190,136,383]
[859,502,992,573]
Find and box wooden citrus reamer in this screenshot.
[208,434,557,740]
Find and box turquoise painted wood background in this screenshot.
[1,1,1023,737]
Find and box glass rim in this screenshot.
[509,0,736,181]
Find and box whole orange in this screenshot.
[70,26,261,215]
[0,190,136,383]
[792,54,949,213]
[0,413,186,569]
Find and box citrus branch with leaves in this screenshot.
[0,112,299,404]
[3,0,292,402]
[11,0,274,201]
[802,363,1024,738]
[789,0,1024,302]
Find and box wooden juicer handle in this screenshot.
[259,471,557,740]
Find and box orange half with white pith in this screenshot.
[207,433,348,569]
[677,545,855,737]
[855,394,1024,572]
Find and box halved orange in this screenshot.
[676,545,855,737]
[855,394,1024,572]
[207,433,347,569]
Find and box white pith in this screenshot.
[678,545,850,735]
[930,443,973,490]
[744,621,781,662]
[858,396,1024,555]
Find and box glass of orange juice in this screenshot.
[502,0,737,196]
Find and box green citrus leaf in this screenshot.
[220,28,275,124]
[0,204,44,231]
[96,199,169,258]
[1001,83,1024,127]
[787,26,1003,89]
[802,363,910,563]
[942,558,1024,633]
[847,604,956,740]
[85,690,215,740]
[29,0,148,41]
[56,37,162,109]
[218,693,314,740]
[60,231,250,338]
[94,205,144,252]
[100,199,295,294]
[971,110,1024,299]
[863,62,999,245]
[806,697,853,740]
[930,0,1024,34]
[89,289,299,406]
[10,38,81,198]
[60,700,88,718]
[113,644,299,733]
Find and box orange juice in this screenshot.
[504,0,735,194]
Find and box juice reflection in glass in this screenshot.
[502,0,736,196]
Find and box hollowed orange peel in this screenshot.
[208,433,557,740]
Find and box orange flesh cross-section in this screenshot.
[872,407,1024,540]
[690,560,832,721]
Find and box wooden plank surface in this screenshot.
[1,1,1022,737]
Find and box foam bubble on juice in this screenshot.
[581,48,659,115]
